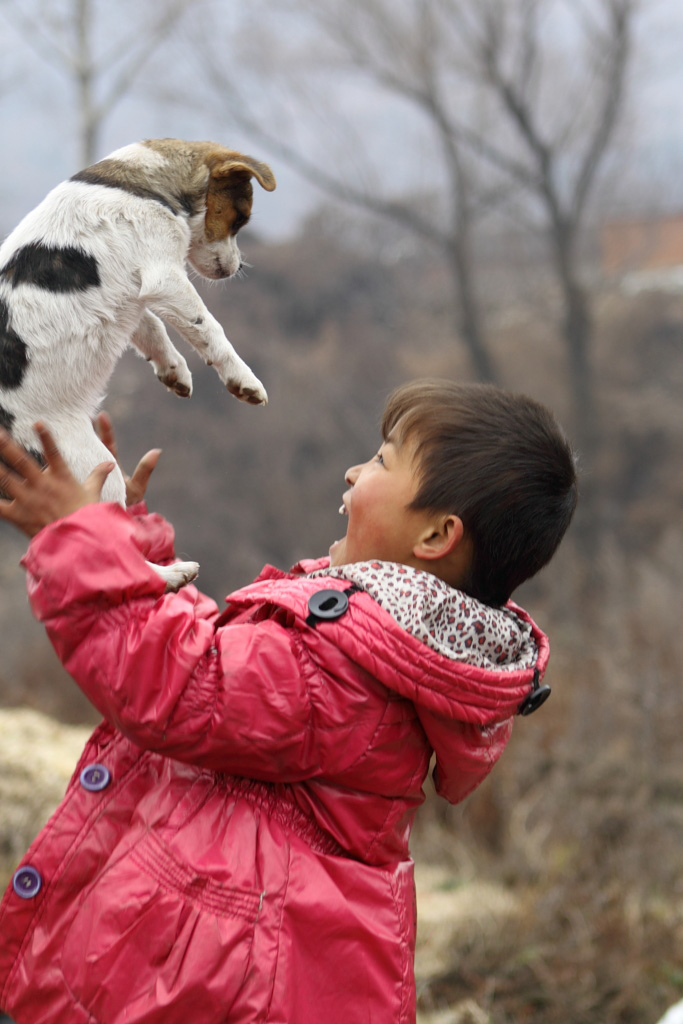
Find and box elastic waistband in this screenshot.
[218,775,346,858]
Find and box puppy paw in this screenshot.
[225,372,268,406]
[147,560,199,592]
[156,357,193,398]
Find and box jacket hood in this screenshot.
[226,559,550,805]
[308,560,538,672]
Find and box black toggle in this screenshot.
[518,668,551,716]
[306,585,359,626]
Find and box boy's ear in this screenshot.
[413,514,464,561]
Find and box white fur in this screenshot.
[0,144,270,590]
[106,142,169,170]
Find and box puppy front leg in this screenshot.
[131,310,193,398]
[141,269,267,405]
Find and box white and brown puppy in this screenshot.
[0,138,276,589]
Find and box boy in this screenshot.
[0,380,576,1023]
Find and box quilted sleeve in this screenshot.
[418,708,514,805]
[22,504,386,781]
[126,500,178,565]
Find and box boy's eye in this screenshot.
[375,452,385,465]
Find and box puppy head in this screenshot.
[188,150,276,280]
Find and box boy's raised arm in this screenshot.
[21,500,379,784]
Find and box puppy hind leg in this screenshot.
[33,418,198,592]
[40,418,128,506]
[147,560,199,592]
[80,424,200,591]
[131,310,193,398]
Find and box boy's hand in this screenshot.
[0,423,114,538]
[95,411,161,506]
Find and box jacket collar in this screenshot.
[306,560,538,674]
[225,565,549,726]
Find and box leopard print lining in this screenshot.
[307,561,537,672]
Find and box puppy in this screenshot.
[0,139,276,589]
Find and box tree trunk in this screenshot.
[553,221,603,603]
[446,239,498,384]
[75,0,98,167]
[81,117,98,168]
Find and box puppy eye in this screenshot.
[232,214,248,234]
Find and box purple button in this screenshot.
[13,865,42,899]
[80,763,111,792]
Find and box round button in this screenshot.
[307,589,349,621]
[13,865,42,899]
[519,684,552,716]
[80,763,111,792]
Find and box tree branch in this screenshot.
[200,60,450,248]
[570,0,634,222]
[0,3,76,71]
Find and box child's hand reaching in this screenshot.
[95,411,161,506]
[0,422,114,537]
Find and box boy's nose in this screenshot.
[345,464,362,486]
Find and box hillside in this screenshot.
[0,218,681,1022]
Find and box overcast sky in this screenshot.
[1,0,683,240]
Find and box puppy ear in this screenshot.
[211,156,276,192]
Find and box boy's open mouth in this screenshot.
[329,502,348,559]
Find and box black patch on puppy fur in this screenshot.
[0,403,15,499]
[0,298,29,389]
[28,446,47,468]
[1,243,100,293]
[0,403,14,431]
[71,166,196,216]
[72,166,177,212]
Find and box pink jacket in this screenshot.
[0,503,549,1024]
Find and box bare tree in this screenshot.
[192,0,636,417]
[191,0,637,586]
[0,0,202,166]
[444,0,635,461]
[191,0,500,382]
[434,0,637,588]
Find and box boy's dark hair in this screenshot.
[382,379,578,606]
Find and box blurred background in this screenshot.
[0,1,682,1021]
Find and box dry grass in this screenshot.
[0,708,91,889]
[0,241,682,1022]
[411,535,683,1023]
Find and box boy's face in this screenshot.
[330,435,436,568]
